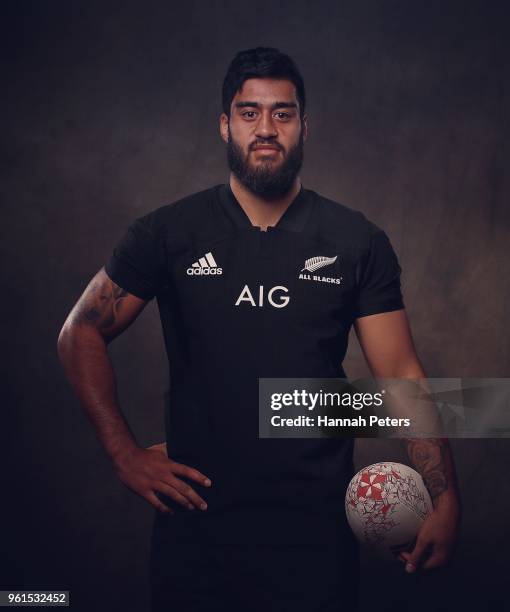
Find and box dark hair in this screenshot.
[222,47,306,118]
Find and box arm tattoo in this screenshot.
[404,438,448,499]
[73,275,128,332]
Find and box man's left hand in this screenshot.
[398,504,460,573]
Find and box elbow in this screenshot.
[57,323,66,348]
[56,319,84,360]
[382,356,427,379]
[57,322,72,361]
[57,320,109,360]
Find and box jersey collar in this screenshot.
[217,182,312,233]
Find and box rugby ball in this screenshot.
[345,462,433,559]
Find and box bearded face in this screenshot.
[226,122,304,200]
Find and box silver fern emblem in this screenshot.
[301,255,338,272]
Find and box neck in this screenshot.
[229,173,302,231]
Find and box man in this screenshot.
[57,47,461,611]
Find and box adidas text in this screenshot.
[187,252,222,276]
[187,267,223,275]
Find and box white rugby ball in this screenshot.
[345,462,433,559]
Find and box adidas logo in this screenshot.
[187,251,223,276]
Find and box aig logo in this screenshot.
[235,285,290,308]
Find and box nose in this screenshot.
[255,111,278,140]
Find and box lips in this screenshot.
[252,145,280,152]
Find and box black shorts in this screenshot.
[149,510,360,612]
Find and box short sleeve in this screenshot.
[104,215,164,301]
[353,224,405,319]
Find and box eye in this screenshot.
[241,111,257,119]
[275,112,291,120]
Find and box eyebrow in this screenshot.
[234,101,298,111]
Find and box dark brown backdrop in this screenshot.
[3,1,509,610]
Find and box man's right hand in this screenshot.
[113,445,212,514]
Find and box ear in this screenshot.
[219,113,229,144]
[302,113,308,142]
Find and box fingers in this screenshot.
[168,460,212,488]
[400,539,432,573]
[422,549,448,571]
[154,480,206,511]
[399,551,414,572]
[398,537,452,573]
[145,477,206,514]
[147,442,167,455]
[121,450,213,513]
[146,490,174,515]
[394,536,416,566]
[160,474,209,510]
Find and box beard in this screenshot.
[226,127,304,200]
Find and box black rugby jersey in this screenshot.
[105,182,404,544]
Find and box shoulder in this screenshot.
[309,190,387,258]
[132,185,220,237]
[311,191,394,254]
[308,189,390,249]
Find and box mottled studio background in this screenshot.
[3,1,509,610]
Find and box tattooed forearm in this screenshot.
[57,267,142,464]
[405,438,448,499]
[72,273,128,332]
[59,267,146,346]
